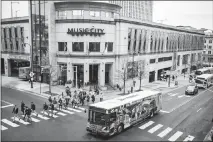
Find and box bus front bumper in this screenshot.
[86,127,109,137]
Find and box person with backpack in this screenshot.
[31,102,38,117]
[58,98,63,110]
[42,102,49,116]
[48,96,52,104]
[12,105,20,122]
[26,107,32,122]
[21,101,25,115]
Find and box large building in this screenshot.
[1,17,31,77]
[1,1,205,91]
[203,34,213,67]
[109,1,153,21]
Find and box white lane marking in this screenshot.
[21,115,40,122]
[168,131,183,141]
[139,121,154,130]
[32,113,49,120]
[186,96,191,98]
[67,107,82,113]
[60,109,74,115]
[75,107,85,111]
[11,117,30,125]
[197,108,202,112]
[1,119,19,127]
[160,110,170,113]
[42,111,58,118]
[1,104,14,108]
[157,127,173,138]
[170,93,178,97]
[178,95,185,98]
[183,135,195,141]
[49,110,67,116]
[148,124,163,134]
[1,125,8,131]
[1,100,13,105]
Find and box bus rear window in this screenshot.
[195,71,202,75]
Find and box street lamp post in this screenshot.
[11,1,19,18]
[73,66,78,89]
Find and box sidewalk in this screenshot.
[1,74,192,103]
[204,126,213,141]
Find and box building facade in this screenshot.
[109,1,153,21]
[42,1,204,90]
[203,35,213,67]
[1,17,31,77]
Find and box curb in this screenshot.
[204,126,213,141]
[2,85,50,99]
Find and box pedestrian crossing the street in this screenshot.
[138,121,195,141]
[1,106,85,132]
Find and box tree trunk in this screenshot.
[49,74,52,95]
[139,76,142,90]
[124,71,126,95]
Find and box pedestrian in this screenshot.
[21,101,25,115]
[91,94,95,103]
[50,103,54,117]
[26,107,32,122]
[48,96,52,104]
[12,105,20,122]
[23,106,28,120]
[100,92,103,102]
[58,98,63,110]
[172,75,175,81]
[42,102,49,116]
[31,102,38,117]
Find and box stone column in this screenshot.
[5,59,11,77]
[67,62,73,82]
[99,62,105,87]
[84,63,89,84]
[146,30,151,53]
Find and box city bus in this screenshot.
[195,74,213,89]
[86,90,162,137]
[195,68,211,76]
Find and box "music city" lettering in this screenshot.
[67,26,105,36]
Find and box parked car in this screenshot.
[185,85,198,95]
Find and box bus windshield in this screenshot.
[195,71,202,75]
[195,78,206,84]
[88,110,107,126]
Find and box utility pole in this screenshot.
[29,0,34,73]
[39,0,42,94]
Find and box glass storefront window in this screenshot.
[58,42,67,51]
[72,42,84,52]
[105,42,113,52]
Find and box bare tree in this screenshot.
[115,59,129,94]
[137,61,146,91]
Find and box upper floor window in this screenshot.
[57,11,67,19]
[205,45,207,48]
[105,42,113,52]
[150,59,156,64]
[72,42,84,52]
[208,51,211,54]
[89,42,100,52]
[204,40,206,43]
[209,40,212,43]
[90,11,100,17]
[209,46,212,49]
[58,42,67,51]
[73,10,84,16]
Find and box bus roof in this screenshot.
[89,90,160,110]
[197,68,209,72]
[196,74,213,78]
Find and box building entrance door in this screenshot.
[89,64,98,85]
[1,58,5,75]
[149,71,155,83]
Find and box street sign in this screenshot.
[29,72,34,77]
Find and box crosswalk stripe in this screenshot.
[32,113,49,120]
[1,125,8,131]
[1,119,19,127]
[67,107,82,113]
[148,124,163,134]
[183,135,195,141]
[139,121,154,130]
[21,115,40,122]
[75,107,85,111]
[60,109,74,114]
[49,110,67,116]
[11,117,30,125]
[157,127,173,138]
[168,131,183,141]
[171,93,178,97]
[42,111,58,118]
[178,95,185,98]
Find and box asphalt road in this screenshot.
[1,85,213,141]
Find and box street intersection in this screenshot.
[1,85,213,141]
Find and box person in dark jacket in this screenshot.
[48,96,52,104]
[31,102,38,117]
[91,94,95,103]
[21,101,25,115]
[42,102,49,116]
[12,105,19,122]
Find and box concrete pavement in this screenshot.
[1,74,192,104]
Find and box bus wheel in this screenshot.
[117,124,124,134]
[149,110,154,118]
